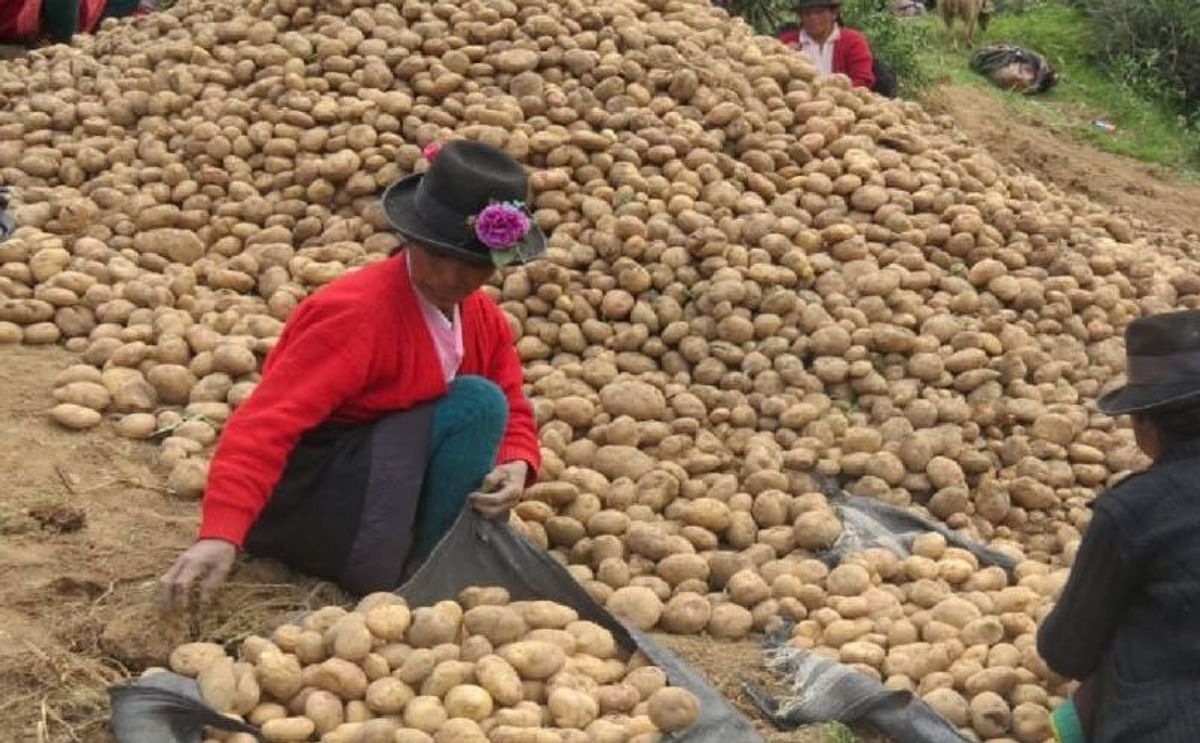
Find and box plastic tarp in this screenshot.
[744,485,1016,742]
[0,187,14,243]
[969,44,1058,94]
[108,509,763,743]
[822,490,1018,579]
[745,623,972,743]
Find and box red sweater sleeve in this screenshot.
[199,299,376,547]
[837,29,876,89]
[482,304,541,479]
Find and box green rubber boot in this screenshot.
[1050,698,1087,743]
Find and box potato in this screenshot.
[459,635,493,663]
[321,723,367,743]
[597,682,641,714]
[664,593,713,638]
[303,689,344,735]
[327,613,373,663]
[358,718,401,743]
[793,509,843,549]
[398,648,438,686]
[312,657,369,700]
[248,702,288,725]
[707,603,754,639]
[409,603,463,647]
[457,585,509,608]
[260,717,316,742]
[421,660,476,698]
[443,684,494,721]
[624,667,667,701]
[565,621,617,659]
[499,641,567,680]
[365,676,414,715]
[365,603,412,642]
[647,687,700,732]
[526,628,578,655]
[605,586,663,630]
[395,730,436,743]
[197,656,237,713]
[923,687,969,727]
[169,642,226,678]
[463,605,527,646]
[433,717,488,743]
[826,564,871,596]
[475,654,524,706]
[49,403,102,430]
[511,600,579,629]
[969,691,1011,739]
[404,695,449,733]
[548,686,600,729]
[1011,701,1051,742]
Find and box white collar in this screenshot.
[800,25,841,46]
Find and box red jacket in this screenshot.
[199,252,541,547]
[777,25,876,90]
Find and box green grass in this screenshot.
[907,1,1200,178]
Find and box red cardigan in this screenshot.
[199,253,541,547]
[777,26,876,90]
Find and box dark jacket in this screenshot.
[1038,438,1200,742]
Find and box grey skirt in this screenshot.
[243,404,435,595]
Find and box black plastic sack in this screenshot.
[969,44,1058,94]
[745,623,972,743]
[109,672,258,742]
[108,510,764,743]
[821,491,1018,580]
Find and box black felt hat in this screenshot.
[381,140,546,267]
[1097,309,1200,416]
[796,0,841,9]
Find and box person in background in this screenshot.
[777,0,876,90]
[1038,309,1200,742]
[159,140,545,609]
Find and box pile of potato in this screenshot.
[162,586,700,742]
[2,0,1199,738]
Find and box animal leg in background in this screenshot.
[939,0,959,49]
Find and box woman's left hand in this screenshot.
[470,460,529,518]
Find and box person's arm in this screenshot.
[841,31,876,89]
[198,301,376,547]
[1036,506,1138,679]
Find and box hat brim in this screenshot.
[1096,381,1200,416]
[381,173,547,267]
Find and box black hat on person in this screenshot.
[795,0,841,9]
[381,139,547,267]
[1097,309,1200,416]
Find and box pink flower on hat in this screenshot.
[473,202,531,251]
[422,140,444,163]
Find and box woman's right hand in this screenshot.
[159,538,238,612]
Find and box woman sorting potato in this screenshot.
[161,141,545,608]
[1038,309,1200,742]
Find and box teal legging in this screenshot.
[41,0,80,41]
[409,376,508,559]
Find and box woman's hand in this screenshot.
[470,461,529,519]
[159,538,238,612]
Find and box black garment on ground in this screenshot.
[244,405,434,595]
[1038,438,1200,742]
[872,58,899,98]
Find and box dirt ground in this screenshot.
[925,85,1200,235]
[0,345,873,742]
[0,345,343,741]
